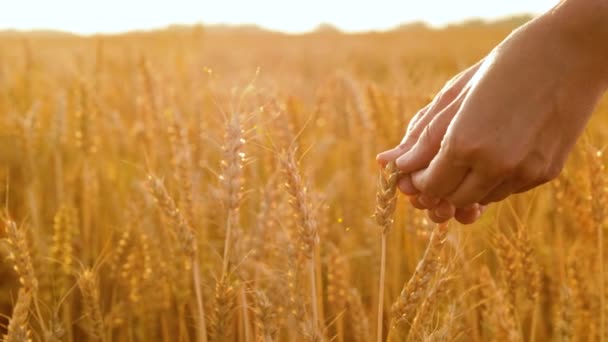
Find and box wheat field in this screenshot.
[1,19,608,342]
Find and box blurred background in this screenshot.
[1,0,556,34]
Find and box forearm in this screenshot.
[549,0,608,87]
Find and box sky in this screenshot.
[0,0,558,34]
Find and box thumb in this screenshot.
[395,107,455,173]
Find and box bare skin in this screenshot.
[378,0,608,224]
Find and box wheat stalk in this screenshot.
[373,160,399,342]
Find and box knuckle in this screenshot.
[420,125,440,147]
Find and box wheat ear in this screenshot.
[78,269,106,341]
[391,223,449,326]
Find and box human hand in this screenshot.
[377,61,486,224]
[378,2,608,224]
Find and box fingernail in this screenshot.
[409,196,425,209]
[473,208,482,220]
[433,207,450,219]
[418,195,439,207]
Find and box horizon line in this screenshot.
[0,13,535,37]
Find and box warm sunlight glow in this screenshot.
[1,0,556,34]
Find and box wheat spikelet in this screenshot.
[167,110,196,232]
[219,112,245,215]
[3,288,33,342]
[514,225,541,303]
[326,243,348,342]
[588,149,607,229]
[493,230,522,305]
[50,205,77,297]
[138,232,154,286]
[347,288,370,342]
[279,149,318,261]
[391,223,449,326]
[285,249,306,322]
[110,228,132,275]
[120,245,144,305]
[74,81,99,156]
[423,303,463,342]
[218,111,246,282]
[478,266,520,342]
[279,148,322,333]
[566,244,593,340]
[374,160,399,342]
[300,318,325,342]
[588,148,607,340]
[407,267,452,341]
[147,175,196,257]
[253,290,278,342]
[208,276,236,342]
[2,217,37,292]
[42,309,66,342]
[250,178,281,266]
[216,111,248,342]
[374,161,399,235]
[554,286,573,342]
[78,269,106,341]
[326,243,348,312]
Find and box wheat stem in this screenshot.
[377,234,387,342]
[193,255,209,342]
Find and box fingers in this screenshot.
[405,104,432,138]
[454,204,483,224]
[446,170,502,207]
[377,61,483,167]
[398,175,418,196]
[376,144,410,167]
[408,63,479,137]
[395,99,463,174]
[409,196,427,210]
[409,194,440,209]
[427,210,450,223]
[409,150,469,200]
[431,200,456,222]
[424,202,485,225]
